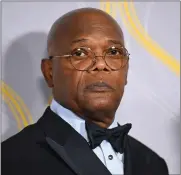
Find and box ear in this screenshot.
[124,62,129,86]
[125,79,128,85]
[41,59,54,88]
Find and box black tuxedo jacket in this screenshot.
[2,107,169,175]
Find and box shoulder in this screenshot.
[127,135,158,155]
[128,135,162,158]
[2,123,40,143]
[2,123,43,158]
[127,135,169,174]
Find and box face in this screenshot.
[42,10,129,126]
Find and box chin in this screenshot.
[78,91,122,113]
[84,98,119,113]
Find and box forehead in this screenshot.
[49,10,124,53]
[67,12,122,39]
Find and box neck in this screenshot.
[53,98,116,128]
[78,110,115,128]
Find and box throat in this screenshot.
[83,111,115,128]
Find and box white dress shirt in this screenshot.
[50,99,124,175]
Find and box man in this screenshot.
[2,8,169,175]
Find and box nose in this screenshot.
[88,55,111,73]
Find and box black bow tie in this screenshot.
[85,121,132,153]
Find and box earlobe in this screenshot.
[124,71,128,86]
[41,59,54,88]
[125,80,128,85]
[125,66,129,86]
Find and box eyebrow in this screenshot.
[108,39,123,45]
[71,38,88,44]
[71,38,123,46]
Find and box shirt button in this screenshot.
[108,155,113,160]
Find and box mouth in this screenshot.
[85,82,114,92]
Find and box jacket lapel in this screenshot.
[45,137,82,175]
[124,136,151,175]
[37,107,112,175]
[124,136,133,175]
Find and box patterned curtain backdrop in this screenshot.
[1,1,180,174]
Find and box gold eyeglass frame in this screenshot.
[49,46,130,71]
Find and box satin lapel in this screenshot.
[46,130,112,175]
[61,127,112,175]
[46,137,82,175]
[124,136,133,175]
[38,107,112,175]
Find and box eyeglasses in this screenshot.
[49,46,130,71]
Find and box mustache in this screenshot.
[85,82,114,90]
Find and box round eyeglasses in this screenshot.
[49,46,130,71]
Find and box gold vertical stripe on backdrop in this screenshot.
[100,1,113,17]
[110,2,117,19]
[100,1,105,11]
[105,2,111,16]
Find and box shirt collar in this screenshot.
[50,99,118,141]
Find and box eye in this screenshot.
[107,47,121,56]
[107,46,128,57]
[72,48,87,57]
[110,49,119,55]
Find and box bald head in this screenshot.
[47,7,124,55]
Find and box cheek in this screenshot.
[52,65,71,99]
[115,71,127,88]
[56,69,84,100]
[74,71,87,97]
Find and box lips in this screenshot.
[85,82,114,92]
